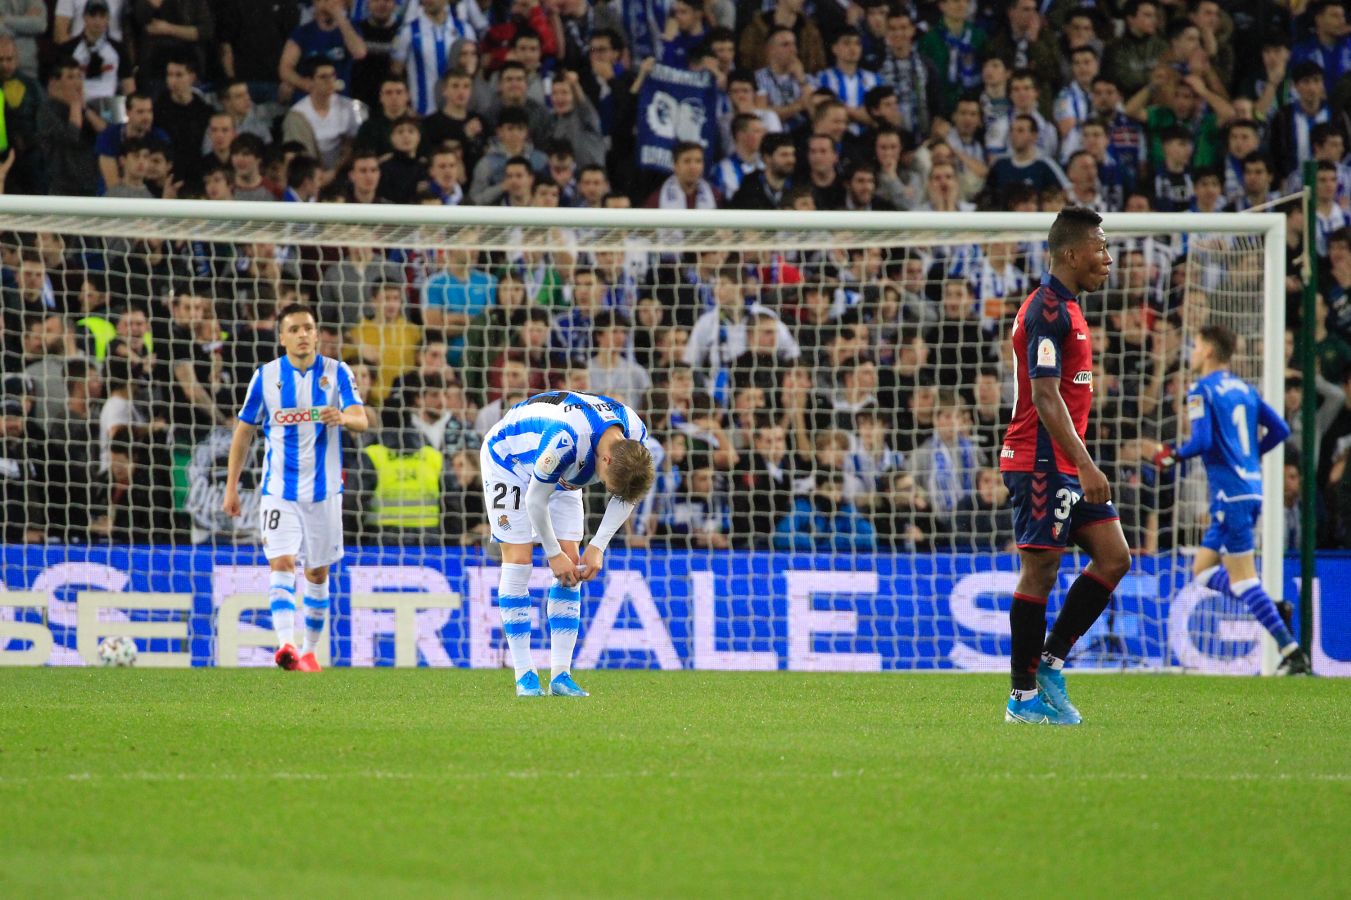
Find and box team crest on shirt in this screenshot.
[498,515,510,529]
[320,376,331,390]
[1052,522,1064,539]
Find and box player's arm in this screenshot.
[526,430,582,586]
[1257,400,1292,454]
[1154,390,1211,467]
[225,369,266,517]
[223,420,257,517]
[1025,308,1109,503]
[319,362,370,432]
[1031,377,1110,503]
[578,496,639,582]
[318,405,370,431]
[525,478,582,586]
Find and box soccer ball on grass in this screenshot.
[97,636,138,667]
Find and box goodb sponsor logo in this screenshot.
[274,408,321,425]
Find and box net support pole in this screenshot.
[1260,211,1289,675]
[1300,161,1319,662]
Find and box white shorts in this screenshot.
[480,443,584,545]
[260,495,345,568]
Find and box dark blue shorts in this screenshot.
[1200,498,1260,555]
[1004,470,1119,551]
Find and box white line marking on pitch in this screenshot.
[0,770,1348,786]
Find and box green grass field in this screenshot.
[2,671,1349,899]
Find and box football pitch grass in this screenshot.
[2,671,1348,899]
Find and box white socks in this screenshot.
[498,563,536,678]
[269,570,296,647]
[547,582,582,679]
[302,577,330,654]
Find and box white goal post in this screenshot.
[0,197,1286,672]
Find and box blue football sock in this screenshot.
[1232,577,1297,651]
[1200,565,1230,595]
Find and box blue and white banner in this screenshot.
[636,64,719,174]
[1,547,1347,674]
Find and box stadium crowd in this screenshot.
[1,0,1350,551]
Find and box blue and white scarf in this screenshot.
[943,25,981,90]
[929,435,977,513]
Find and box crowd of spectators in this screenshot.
[1,0,1351,552]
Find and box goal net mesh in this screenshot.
[0,207,1277,672]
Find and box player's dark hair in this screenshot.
[277,302,318,330]
[1047,206,1103,258]
[1198,324,1237,364]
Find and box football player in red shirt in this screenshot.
[999,206,1133,725]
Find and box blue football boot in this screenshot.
[1036,661,1083,724]
[549,672,589,697]
[515,671,545,697]
[1005,691,1077,725]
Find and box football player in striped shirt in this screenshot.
[223,304,369,672]
[481,391,657,697]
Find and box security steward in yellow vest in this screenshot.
[363,429,444,536]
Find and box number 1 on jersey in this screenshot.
[1232,405,1252,457]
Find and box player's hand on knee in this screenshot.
[579,545,604,582]
[1078,462,1111,505]
[548,552,581,587]
[1151,443,1178,469]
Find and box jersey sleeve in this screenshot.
[1175,385,1214,460]
[1022,295,1070,380]
[335,361,364,409]
[238,368,266,425]
[531,425,579,483]
[1257,399,1292,454]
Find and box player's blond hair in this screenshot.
[607,439,655,504]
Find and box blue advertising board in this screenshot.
[0,547,1347,674]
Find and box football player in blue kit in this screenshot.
[1153,324,1312,674]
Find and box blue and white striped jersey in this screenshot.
[816,67,879,125]
[484,391,652,491]
[237,355,364,502]
[393,7,475,115]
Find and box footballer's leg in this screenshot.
[297,497,343,672]
[261,498,302,671]
[1223,552,1310,675]
[499,542,544,696]
[483,446,545,696]
[1003,472,1075,725]
[1205,503,1309,673]
[297,566,330,672]
[1035,514,1130,721]
[548,490,588,697]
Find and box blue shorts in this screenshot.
[1004,470,1119,551]
[1200,498,1260,555]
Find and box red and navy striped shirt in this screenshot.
[1000,274,1095,476]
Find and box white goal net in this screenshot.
[0,199,1285,673]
